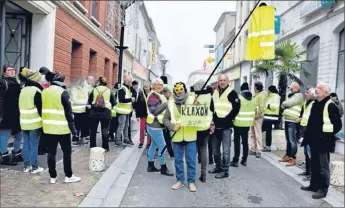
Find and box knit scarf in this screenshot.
[173,93,188,104]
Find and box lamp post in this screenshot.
[160,59,168,76]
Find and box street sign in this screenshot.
[321,0,335,8]
[275,15,280,34]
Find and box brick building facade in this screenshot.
[53,1,121,86]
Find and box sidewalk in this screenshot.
[0,119,138,207]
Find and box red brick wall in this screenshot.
[53,7,119,87]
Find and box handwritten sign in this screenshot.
[180,104,209,127]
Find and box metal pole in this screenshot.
[0,2,5,71]
[116,6,126,84]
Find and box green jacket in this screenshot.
[254,91,266,119]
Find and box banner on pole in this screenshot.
[180,104,209,127]
[150,42,157,65]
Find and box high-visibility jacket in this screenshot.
[115,86,133,115]
[42,85,70,135]
[146,91,166,124]
[264,93,281,121]
[19,86,42,130]
[169,96,198,142]
[245,6,275,61]
[71,86,88,113]
[300,100,315,127]
[92,86,112,110]
[196,93,212,131]
[212,87,232,118]
[233,95,256,127]
[283,104,303,121]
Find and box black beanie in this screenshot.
[240,82,249,91]
[160,76,168,84]
[268,85,278,94]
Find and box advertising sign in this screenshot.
[150,42,157,65]
[180,104,209,127]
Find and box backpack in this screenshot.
[94,88,108,108]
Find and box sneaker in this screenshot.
[256,152,261,158]
[50,177,57,184]
[65,175,81,183]
[249,150,256,156]
[72,141,81,147]
[262,146,271,152]
[84,136,90,141]
[23,166,32,173]
[138,144,143,148]
[32,167,44,174]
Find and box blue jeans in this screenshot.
[213,128,232,172]
[285,122,298,159]
[173,141,196,183]
[0,129,11,154]
[13,131,23,153]
[146,126,166,165]
[23,129,41,168]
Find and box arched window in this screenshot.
[336,29,344,91]
[301,36,320,91]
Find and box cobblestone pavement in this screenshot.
[1,119,139,207]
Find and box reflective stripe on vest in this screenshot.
[115,86,133,114]
[71,87,87,113]
[19,86,43,130]
[283,105,302,120]
[196,94,212,131]
[245,6,275,60]
[234,95,256,127]
[92,86,112,110]
[323,100,334,132]
[42,85,70,135]
[146,91,166,124]
[169,96,197,142]
[212,87,233,118]
[300,101,315,127]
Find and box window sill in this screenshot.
[91,16,101,28]
[105,30,113,39]
[73,1,88,15]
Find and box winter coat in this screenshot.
[331,96,344,117]
[135,90,149,118]
[0,76,21,132]
[254,90,266,119]
[146,92,167,129]
[281,92,304,123]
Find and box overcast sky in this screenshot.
[145,1,237,83]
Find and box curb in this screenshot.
[262,151,344,207]
[79,133,144,207]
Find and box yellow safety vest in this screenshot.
[146,91,166,124]
[245,6,275,61]
[19,86,43,130]
[196,94,212,131]
[115,86,133,115]
[264,93,281,120]
[42,85,70,135]
[283,104,303,121]
[323,100,334,132]
[233,95,256,127]
[169,96,198,142]
[212,87,233,118]
[92,86,112,110]
[300,101,315,127]
[71,86,88,113]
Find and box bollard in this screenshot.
[89,147,105,172]
[330,161,344,186]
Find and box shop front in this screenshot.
[122,50,133,82]
[132,60,148,88]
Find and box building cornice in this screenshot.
[214,12,236,32]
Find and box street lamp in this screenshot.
[160,59,168,76]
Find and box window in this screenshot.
[91,0,97,18]
[105,1,113,34]
[336,29,344,91]
[300,1,321,18]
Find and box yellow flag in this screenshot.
[245,6,275,60]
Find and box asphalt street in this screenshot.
[120,147,328,207]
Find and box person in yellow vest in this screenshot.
[192,81,213,183]
[296,86,315,182]
[231,83,256,167]
[146,78,174,177]
[42,72,81,184]
[88,77,115,152]
[84,75,95,95]
[70,78,89,146]
[115,75,135,147]
[262,85,281,152]
[162,85,174,158]
[209,74,240,179]
[163,82,198,192]
[280,81,304,166]
[18,69,45,174]
[250,81,266,159]
[109,82,121,142]
[301,83,342,199]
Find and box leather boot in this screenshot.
[279,155,290,162]
[286,158,296,166]
[1,152,17,166]
[147,161,160,172]
[160,164,174,176]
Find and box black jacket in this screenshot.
[0,76,21,132]
[88,86,116,119]
[135,90,148,118]
[210,85,240,129]
[302,96,342,153]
